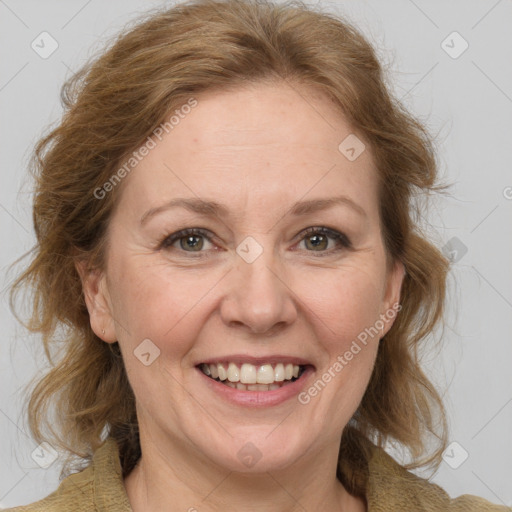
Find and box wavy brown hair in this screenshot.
[9,0,450,499]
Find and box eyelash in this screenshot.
[158,226,352,257]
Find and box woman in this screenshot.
[6,0,510,510]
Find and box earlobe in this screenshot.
[74,259,116,343]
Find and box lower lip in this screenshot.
[197,366,315,407]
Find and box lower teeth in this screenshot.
[214,377,297,391]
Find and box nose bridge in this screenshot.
[239,237,280,295]
[220,234,297,334]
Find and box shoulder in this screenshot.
[365,441,511,511]
[449,494,512,511]
[1,465,95,511]
[2,438,132,512]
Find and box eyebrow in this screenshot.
[140,195,367,226]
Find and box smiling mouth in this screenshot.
[198,362,308,391]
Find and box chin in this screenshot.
[200,428,310,473]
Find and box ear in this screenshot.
[380,259,405,338]
[75,259,117,343]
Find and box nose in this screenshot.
[219,244,298,336]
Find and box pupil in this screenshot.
[308,234,326,250]
[183,235,202,251]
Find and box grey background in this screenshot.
[1,0,511,508]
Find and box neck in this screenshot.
[123,430,366,512]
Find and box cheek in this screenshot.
[109,260,209,401]
[297,264,385,344]
[305,272,382,418]
[108,256,223,359]
[296,264,384,402]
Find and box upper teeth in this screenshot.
[200,362,301,384]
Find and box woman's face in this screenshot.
[81,82,404,473]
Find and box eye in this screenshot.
[295,226,352,256]
[159,228,215,254]
[159,226,352,257]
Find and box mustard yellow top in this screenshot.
[5,437,511,511]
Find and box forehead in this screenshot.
[181,83,352,152]
[113,82,379,224]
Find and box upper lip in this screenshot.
[196,354,314,368]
